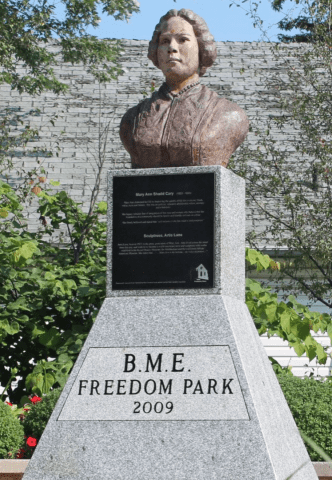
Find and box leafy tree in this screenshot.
[0,0,140,94]
[0,177,107,404]
[270,0,332,43]
[0,70,117,404]
[227,0,332,311]
[228,0,332,43]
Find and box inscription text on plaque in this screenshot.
[112,173,215,290]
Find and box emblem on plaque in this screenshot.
[195,264,209,282]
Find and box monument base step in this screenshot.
[0,460,29,479]
[0,460,329,479]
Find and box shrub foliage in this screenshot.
[24,388,63,439]
[0,401,24,458]
[278,373,332,461]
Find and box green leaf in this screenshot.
[39,327,61,349]
[292,341,306,357]
[280,311,292,334]
[12,241,39,265]
[270,357,293,376]
[44,272,56,281]
[26,360,57,394]
[304,335,318,362]
[327,323,332,342]
[57,353,73,365]
[62,279,77,292]
[97,201,107,214]
[31,326,46,339]
[54,353,73,386]
[19,395,31,408]
[77,285,91,296]
[246,278,265,295]
[32,372,55,396]
[264,302,277,321]
[316,343,327,364]
[0,319,20,335]
[290,318,310,340]
[246,248,270,270]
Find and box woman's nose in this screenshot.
[167,39,178,52]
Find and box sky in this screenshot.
[84,0,303,43]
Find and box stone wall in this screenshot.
[1,39,303,238]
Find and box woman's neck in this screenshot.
[165,73,200,95]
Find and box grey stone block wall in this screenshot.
[0,40,305,237]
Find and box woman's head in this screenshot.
[148,9,217,78]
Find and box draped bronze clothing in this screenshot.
[120,83,249,168]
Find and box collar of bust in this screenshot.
[160,81,201,100]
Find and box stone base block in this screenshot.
[23,295,317,480]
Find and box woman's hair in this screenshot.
[148,9,217,77]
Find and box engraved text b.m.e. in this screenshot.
[123,352,185,373]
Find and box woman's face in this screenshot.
[157,17,199,82]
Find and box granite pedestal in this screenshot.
[23,167,318,480]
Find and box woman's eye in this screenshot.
[180,37,188,42]
[160,38,169,45]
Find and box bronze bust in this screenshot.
[120,9,249,169]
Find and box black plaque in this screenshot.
[112,172,214,290]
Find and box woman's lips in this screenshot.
[168,58,181,63]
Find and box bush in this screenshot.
[0,401,24,458]
[24,388,63,439]
[277,374,332,461]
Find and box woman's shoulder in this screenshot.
[207,89,245,114]
[120,100,142,126]
[196,86,249,164]
[120,91,160,127]
[119,91,161,156]
[199,85,247,119]
[119,102,142,156]
[206,92,249,134]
